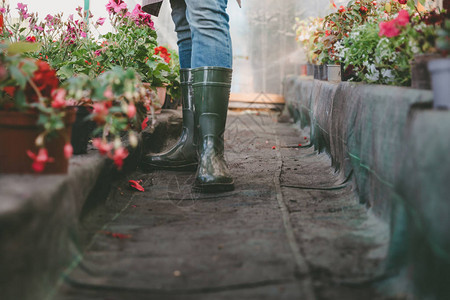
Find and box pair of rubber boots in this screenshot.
[142,67,234,193]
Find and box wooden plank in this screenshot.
[230,93,285,104]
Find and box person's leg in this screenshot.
[184,0,232,68]
[140,0,197,171]
[184,0,234,192]
[169,0,192,68]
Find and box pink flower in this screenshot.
[106,0,127,14]
[96,17,106,26]
[131,4,143,18]
[80,31,87,38]
[51,88,67,108]
[92,138,113,155]
[27,148,55,173]
[127,103,136,118]
[94,49,102,56]
[0,8,6,14]
[379,19,401,37]
[396,10,410,26]
[109,147,129,169]
[64,143,73,159]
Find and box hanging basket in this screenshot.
[0,109,76,174]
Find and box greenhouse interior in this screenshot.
[0,0,449,299]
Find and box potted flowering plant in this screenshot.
[63,66,154,170]
[0,42,75,174]
[99,0,181,107]
[294,17,323,76]
[335,0,442,86]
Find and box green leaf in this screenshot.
[14,90,27,110]
[9,65,27,88]
[7,42,42,55]
[57,65,75,80]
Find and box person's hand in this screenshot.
[236,0,241,8]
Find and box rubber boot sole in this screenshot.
[193,181,235,193]
[141,162,198,172]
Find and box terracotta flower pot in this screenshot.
[0,109,76,174]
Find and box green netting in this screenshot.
[284,77,450,298]
[285,78,433,219]
[389,111,450,299]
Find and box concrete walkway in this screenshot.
[54,112,393,300]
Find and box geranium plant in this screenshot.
[0,42,74,172]
[99,0,181,101]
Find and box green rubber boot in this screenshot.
[192,67,234,193]
[141,69,197,171]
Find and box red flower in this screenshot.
[154,46,171,63]
[92,138,113,155]
[109,147,129,170]
[359,6,368,13]
[0,14,3,34]
[141,116,149,131]
[129,180,145,192]
[25,60,59,103]
[397,0,407,4]
[27,148,55,173]
[3,86,17,97]
[26,36,36,43]
[338,6,346,13]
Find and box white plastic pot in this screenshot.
[327,64,341,82]
[428,58,450,109]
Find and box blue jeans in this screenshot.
[169,0,232,69]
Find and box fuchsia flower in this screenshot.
[109,147,129,169]
[127,103,136,119]
[92,138,113,155]
[93,102,109,117]
[27,148,55,173]
[51,88,67,108]
[0,8,6,14]
[64,143,73,159]
[106,0,127,14]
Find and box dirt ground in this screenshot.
[54,112,400,300]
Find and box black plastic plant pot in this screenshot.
[341,64,356,81]
[71,106,96,155]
